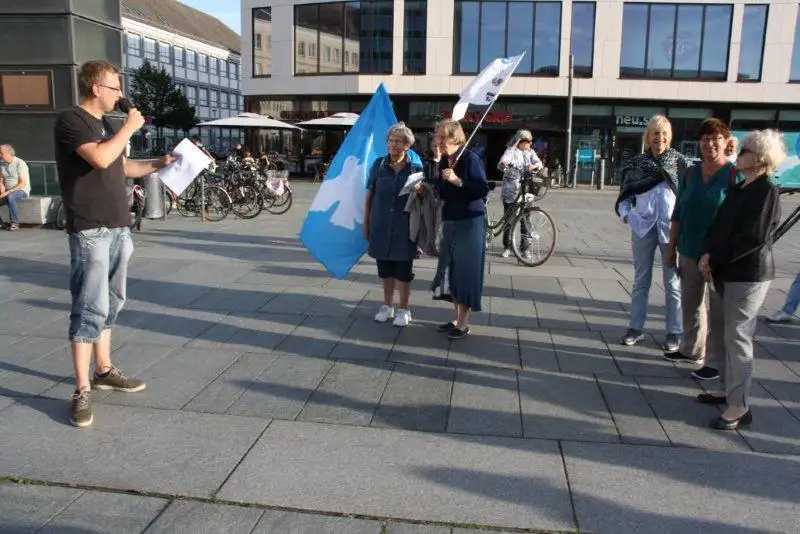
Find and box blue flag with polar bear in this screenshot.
[300,83,422,278]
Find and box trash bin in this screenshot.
[142,173,165,219]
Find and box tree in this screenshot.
[129,61,199,140]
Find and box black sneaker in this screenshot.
[437,321,457,332]
[663,351,703,363]
[448,326,470,340]
[620,329,645,346]
[663,333,681,353]
[69,388,93,428]
[691,366,719,380]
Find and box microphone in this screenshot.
[116,98,132,114]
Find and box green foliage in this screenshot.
[129,60,198,131]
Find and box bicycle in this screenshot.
[485,167,557,267]
[176,171,233,222]
[54,184,146,232]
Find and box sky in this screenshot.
[178,0,241,34]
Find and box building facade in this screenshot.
[0,0,123,195]
[121,0,244,157]
[241,0,800,181]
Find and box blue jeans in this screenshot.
[1,190,28,224]
[629,228,682,334]
[782,272,800,315]
[68,227,134,343]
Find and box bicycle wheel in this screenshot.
[230,184,263,219]
[201,186,232,221]
[130,199,144,231]
[510,207,557,267]
[164,190,173,215]
[54,200,67,230]
[264,189,292,214]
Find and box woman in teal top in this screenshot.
[666,118,743,380]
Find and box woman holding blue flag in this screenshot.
[431,119,491,340]
[363,122,424,328]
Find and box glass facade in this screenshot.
[455,0,561,76]
[253,7,272,77]
[620,3,732,80]
[144,37,156,60]
[403,0,426,74]
[738,5,767,82]
[570,2,595,78]
[792,8,800,81]
[294,1,393,75]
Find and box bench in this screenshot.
[0,195,59,225]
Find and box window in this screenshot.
[570,2,595,77]
[221,92,229,109]
[144,38,156,60]
[0,72,53,109]
[220,60,228,78]
[253,7,272,77]
[294,1,393,75]
[239,95,244,111]
[210,57,219,75]
[186,50,196,69]
[159,42,170,63]
[198,53,208,73]
[738,5,768,82]
[210,90,219,108]
[620,3,732,80]
[455,1,561,75]
[199,87,208,107]
[126,33,141,56]
[186,85,197,106]
[403,1,427,74]
[298,41,306,57]
[174,46,184,67]
[230,62,238,79]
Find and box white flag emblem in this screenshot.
[451,53,526,120]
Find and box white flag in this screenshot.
[451,53,526,121]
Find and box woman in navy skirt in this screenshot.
[430,119,490,339]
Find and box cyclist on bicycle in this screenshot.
[497,129,543,258]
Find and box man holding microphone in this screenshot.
[54,60,176,428]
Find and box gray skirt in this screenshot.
[431,216,486,311]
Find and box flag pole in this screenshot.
[456,52,525,163]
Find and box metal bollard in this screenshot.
[598,159,606,190]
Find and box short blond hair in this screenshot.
[643,115,672,151]
[435,119,466,146]
[743,130,786,175]
[78,60,120,98]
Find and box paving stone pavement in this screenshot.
[1,184,799,533]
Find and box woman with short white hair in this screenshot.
[697,129,785,430]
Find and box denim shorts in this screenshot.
[68,226,134,343]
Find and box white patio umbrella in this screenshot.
[197,112,302,130]
[296,112,359,130]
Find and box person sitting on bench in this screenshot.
[0,144,30,231]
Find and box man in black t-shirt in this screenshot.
[54,60,176,428]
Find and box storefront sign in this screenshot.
[615,115,650,128]
[440,110,514,124]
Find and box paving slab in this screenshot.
[306,288,368,316]
[563,441,800,534]
[329,318,400,362]
[258,287,320,315]
[535,301,588,331]
[387,523,451,534]
[183,352,281,414]
[558,278,591,300]
[298,361,393,425]
[226,354,332,419]
[253,509,383,533]
[195,312,303,354]
[0,483,82,533]
[516,328,559,372]
[488,296,536,329]
[596,376,671,446]
[736,382,800,455]
[127,280,214,308]
[603,332,682,378]
[447,368,521,437]
[145,500,264,534]
[578,300,632,332]
[0,335,67,369]
[39,489,167,534]
[511,275,565,302]
[759,379,800,421]
[372,363,453,432]
[187,285,278,312]
[550,329,620,375]
[637,377,751,451]
[581,278,631,302]
[519,370,619,443]
[218,420,574,531]
[0,343,73,397]
[446,327,520,370]
[276,315,353,358]
[388,325,450,367]
[99,347,241,410]
[0,399,269,497]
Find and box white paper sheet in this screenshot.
[398,171,425,196]
[157,138,213,196]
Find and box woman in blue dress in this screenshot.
[363,122,423,328]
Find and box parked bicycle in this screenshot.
[176,171,233,221]
[485,167,557,266]
[54,184,146,231]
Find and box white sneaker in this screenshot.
[374,305,395,323]
[766,310,795,323]
[501,249,511,258]
[393,308,412,327]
